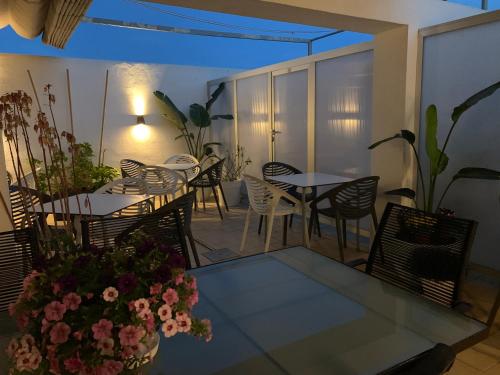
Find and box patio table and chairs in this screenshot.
[120,158,145,179]
[139,165,182,206]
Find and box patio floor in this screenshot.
[190,201,500,375]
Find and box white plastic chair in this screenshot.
[164,154,201,182]
[139,166,182,206]
[240,174,302,253]
[95,177,151,216]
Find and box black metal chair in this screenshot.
[0,228,37,312]
[356,202,477,308]
[9,185,45,229]
[81,202,192,269]
[380,343,455,375]
[309,176,379,262]
[120,159,145,179]
[188,158,228,220]
[260,161,318,235]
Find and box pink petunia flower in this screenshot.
[64,357,83,373]
[44,301,67,321]
[92,319,113,340]
[118,325,145,347]
[6,338,19,358]
[133,298,151,319]
[186,276,197,290]
[20,334,35,349]
[63,293,82,311]
[102,287,118,302]
[149,283,162,296]
[187,290,199,309]
[52,282,62,295]
[41,318,51,334]
[100,359,124,375]
[50,322,71,344]
[73,330,83,341]
[145,312,155,333]
[161,319,178,338]
[97,338,115,356]
[157,304,172,321]
[16,313,29,330]
[162,288,179,306]
[176,312,192,333]
[28,348,42,370]
[175,273,184,285]
[16,352,32,371]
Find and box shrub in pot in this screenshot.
[221,146,251,207]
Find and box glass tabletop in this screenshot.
[148,246,487,375]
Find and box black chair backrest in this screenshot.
[0,228,37,311]
[196,158,225,186]
[262,161,301,194]
[327,176,379,219]
[120,159,145,178]
[381,343,455,375]
[366,203,477,307]
[9,186,45,229]
[161,191,195,231]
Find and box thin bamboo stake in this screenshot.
[98,70,109,166]
[27,70,41,112]
[66,69,75,135]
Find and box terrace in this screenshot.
[0,0,500,374]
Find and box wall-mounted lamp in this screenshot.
[136,115,146,125]
[131,115,150,142]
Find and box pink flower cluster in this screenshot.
[7,335,42,372]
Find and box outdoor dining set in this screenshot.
[2,154,499,375]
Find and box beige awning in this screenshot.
[0,0,92,48]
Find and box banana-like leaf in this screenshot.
[368,134,401,149]
[453,167,500,180]
[425,104,449,176]
[153,90,187,125]
[206,82,225,110]
[384,188,416,200]
[452,81,500,123]
[211,114,234,120]
[189,103,211,128]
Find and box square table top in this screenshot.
[32,193,151,217]
[148,246,487,375]
[155,163,198,171]
[269,172,353,188]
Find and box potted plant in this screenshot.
[221,146,251,207]
[369,81,500,244]
[153,83,234,162]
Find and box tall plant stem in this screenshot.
[435,179,456,212]
[410,144,426,209]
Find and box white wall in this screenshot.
[0,54,239,175]
[419,18,500,269]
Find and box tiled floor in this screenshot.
[190,201,500,374]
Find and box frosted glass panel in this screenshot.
[209,82,235,156]
[237,74,270,177]
[273,70,308,171]
[315,51,373,178]
[420,21,500,268]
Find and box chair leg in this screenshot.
[239,208,252,253]
[335,216,345,262]
[201,187,206,211]
[308,209,315,239]
[187,230,200,267]
[264,212,276,253]
[316,211,322,238]
[211,185,223,220]
[219,184,230,212]
[258,215,263,235]
[342,219,347,248]
[193,188,198,211]
[289,214,294,228]
[282,215,288,246]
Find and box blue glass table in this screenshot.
[148,246,487,375]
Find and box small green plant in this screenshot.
[154,83,233,161]
[369,81,500,212]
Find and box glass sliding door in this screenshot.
[272,68,308,172]
[236,74,270,177]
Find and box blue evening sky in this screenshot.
[0,0,497,69]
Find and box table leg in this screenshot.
[302,187,310,248]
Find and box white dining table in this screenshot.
[268,173,353,247]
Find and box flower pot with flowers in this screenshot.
[220,146,251,207]
[0,84,212,374]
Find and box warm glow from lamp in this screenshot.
[132,95,146,116]
[131,123,150,142]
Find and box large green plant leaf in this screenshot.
[425,104,448,176]
[452,81,500,123]
[206,82,225,110]
[453,167,500,180]
[189,104,211,128]
[154,90,187,125]
[211,114,234,120]
[384,188,416,200]
[368,129,415,149]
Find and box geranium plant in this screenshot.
[7,233,212,374]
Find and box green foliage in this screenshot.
[369,81,500,212]
[154,82,234,161]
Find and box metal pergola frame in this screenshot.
[81,16,344,56]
